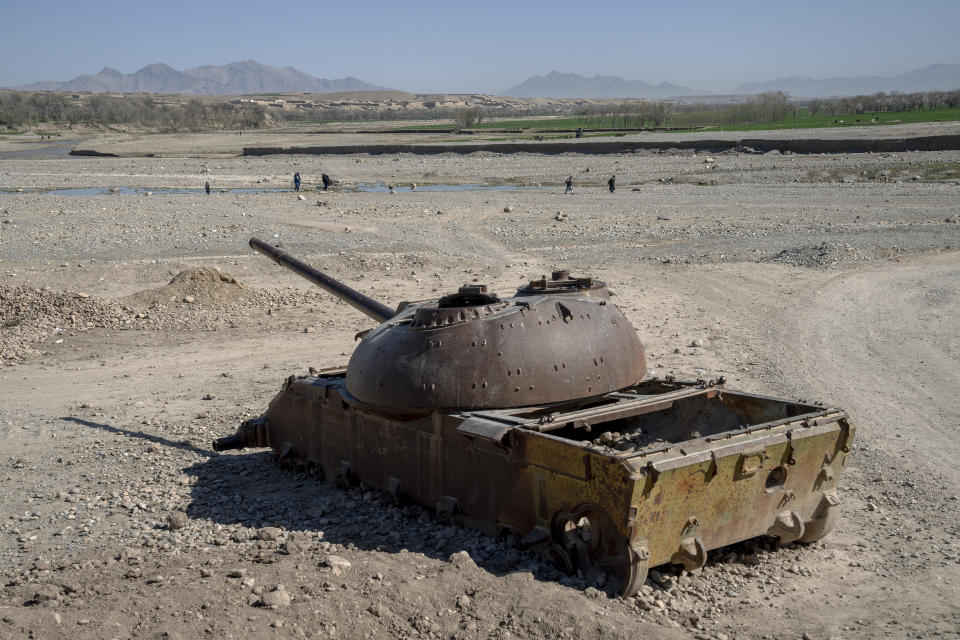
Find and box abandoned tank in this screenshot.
[215,237,854,596]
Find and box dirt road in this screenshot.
[1,133,958,639]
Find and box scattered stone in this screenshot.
[227,568,246,578]
[260,586,291,609]
[166,510,189,530]
[30,584,61,604]
[322,555,352,572]
[257,527,282,541]
[448,550,476,568]
[280,533,305,555]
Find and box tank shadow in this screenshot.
[178,447,581,587]
[61,416,211,455]
[60,417,584,592]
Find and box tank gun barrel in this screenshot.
[249,237,394,323]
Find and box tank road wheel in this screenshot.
[545,543,575,575]
[549,505,642,595]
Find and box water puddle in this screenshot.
[0,143,79,160]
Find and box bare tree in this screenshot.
[453,108,481,129]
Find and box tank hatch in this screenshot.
[516,269,609,297]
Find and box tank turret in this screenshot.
[249,238,647,410]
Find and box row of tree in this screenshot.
[0,92,267,130]
[573,92,790,130]
[670,91,790,127]
[805,89,960,117]
[575,101,674,129]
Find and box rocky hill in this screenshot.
[734,63,960,97]
[14,60,391,95]
[501,71,707,99]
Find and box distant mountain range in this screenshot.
[734,64,960,97]
[14,60,390,95]
[10,61,960,98]
[503,64,960,99]
[501,71,707,99]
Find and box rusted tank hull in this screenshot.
[219,376,852,595]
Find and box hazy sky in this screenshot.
[2,0,958,93]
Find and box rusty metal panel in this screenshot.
[215,377,853,598]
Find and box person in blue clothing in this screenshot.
[293,172,301,191]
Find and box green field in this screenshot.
[393,106,960,134]
[684,106,960,132]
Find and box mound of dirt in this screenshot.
[0,285,142,361]
[761,242,902,268]
[126,267,249,306]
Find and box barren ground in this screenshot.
[1,126,959,640]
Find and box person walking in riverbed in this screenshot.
[564,176,574,194]
[293,172,301,191]
[205,181,211,195]
[608,175,616,193]
[321,174,332,191]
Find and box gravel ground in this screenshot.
[1,131,959,639]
